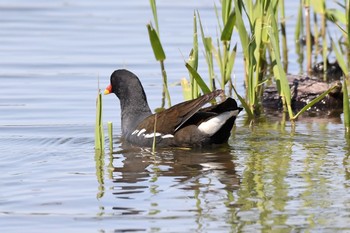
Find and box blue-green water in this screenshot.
[1,0,350,232]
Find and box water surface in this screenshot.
[1,0,350,232]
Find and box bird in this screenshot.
[104,69,243,148]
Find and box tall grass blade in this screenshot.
[226,44,237,84]
[180,78,192,100]
[185,63,211,94]
[149,0,159,33]
[187,11,199,99]
[292,84,341,120]
[221,0,232,25]
[332,40,349,75]
[152,114,157,153]
[269,11,294,119]
[343,79,350,133]
[304,0,312,73]
[95,91,104,150]
[221,11,236,41]
[231,83,253,119]
[279,0,288,71]
[295,0,304,73]
[197,11,215,90]
[107,121,113,152]
[332,39,350,131]
[147,23,166,61]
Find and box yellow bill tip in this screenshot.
[104,84,112,95]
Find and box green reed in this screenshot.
[146,0,350,126]
[107,121,113,152]
[147,0,171,108]
[304,0,312,73]
[95,87,104,151]
[279,0,288,71]
[185,12,200,99]
[332,38,350,132]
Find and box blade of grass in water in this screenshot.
[147,23,166,61]
[197,11,215,91]
[95,91,104,150]
[185,63,211,94]
[108,121,113,152]
[152,114,157,153]
[187,11,199,99]
[343,79,350,133]
[291,84,341,120]
[269,6,294,119]
[332,39,350,132]
[149,0,159,33]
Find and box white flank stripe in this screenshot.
[144,132,162,138]
[198,110,239,136]
[137,128,146,137]
[161,134,174,139]
[131,130,139,135]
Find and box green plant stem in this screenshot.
[108,121,113,152]
[152,114,157,153]
[343,79,350,133]
[304,0,312,73]
[280,0,288,71]
[95,92,104,150]
[291,84,340,120]
[160,61,171,107]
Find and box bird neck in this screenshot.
[119,95,152,136]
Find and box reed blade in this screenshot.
[185,63,211,94]
[147,23,166,61]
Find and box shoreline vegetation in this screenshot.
[147,0,349,127]
[96,0,350,150]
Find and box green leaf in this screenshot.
[234,0,249,57]
[180,78,192,101]
[221,0,232,25]
[225,44,237,83]
[149,0,159,32]
[269,8,294,118]
[147,23,166,61]
[95,92,104,150]
[343,79,350,132]
[107,121,113,152]
[310,0,325,14]
[332,40,349,75]
[185,63,211,94]
[326,9,346,24]
[292,84,341,120]
[231,83,253,119]
[221,10,236,41]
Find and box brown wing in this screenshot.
[136,89,224,134]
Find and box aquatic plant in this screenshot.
[108,121,113,152]
[147,0,171,108]
[95,86,104,151]
[146,0,350,126]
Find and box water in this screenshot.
[1,0,350,232]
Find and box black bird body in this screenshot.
[105,69,242,148]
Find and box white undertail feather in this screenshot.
[197,110,239,136]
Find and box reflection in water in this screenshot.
[96,143,240,230]
[113,145,239,188]
[93,119,350,232]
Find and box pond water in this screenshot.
[1,0,350,232]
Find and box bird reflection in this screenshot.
[111,142,240,195]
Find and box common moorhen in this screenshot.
[104,69,243,147]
